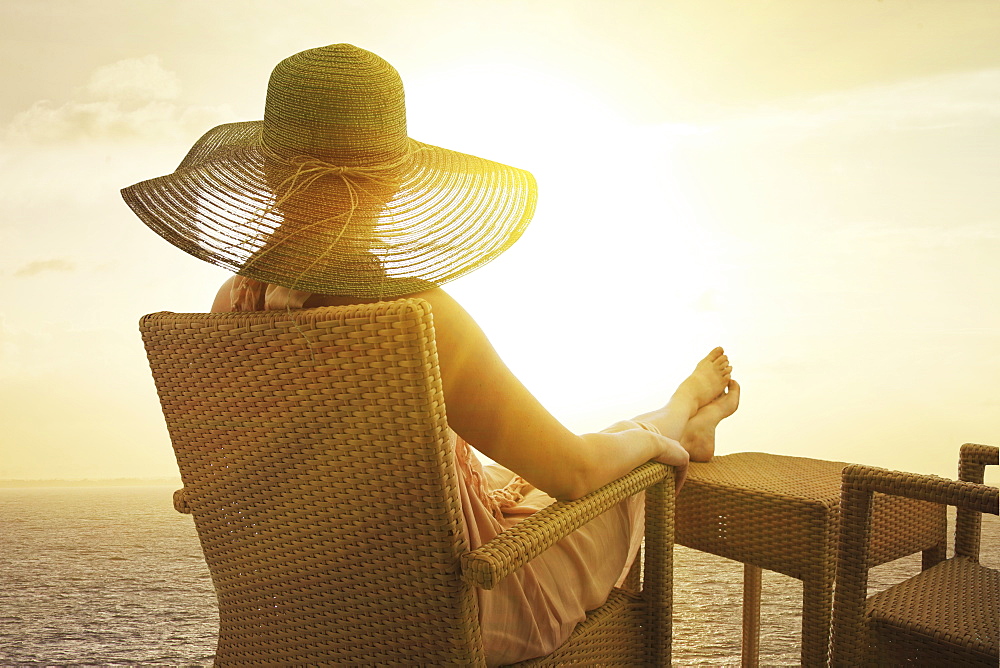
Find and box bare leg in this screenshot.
[680,379,741,462]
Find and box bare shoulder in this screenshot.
[405,288,502,379]
[211,276,236,312]
[408,288,482,337]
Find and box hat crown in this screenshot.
[262,44,409,166]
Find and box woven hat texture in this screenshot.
[122,44,537,297]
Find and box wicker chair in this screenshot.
[139,298,675,666]
[830,444,999,667]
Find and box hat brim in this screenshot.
[122,121,537,297]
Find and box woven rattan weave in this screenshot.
[140,299,674,666]
[675,452,947,667]
[830,444,999,667]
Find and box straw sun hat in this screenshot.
[122,44,537,298]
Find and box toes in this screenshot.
[706,347,724,361]
[708,379,740,418]
[728,379,741,398]
[726,380,741,409]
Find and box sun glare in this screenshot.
[408,60,735,433]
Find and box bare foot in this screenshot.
[674,347,732,410]
[629,348,734,444]
[681,379,740,462]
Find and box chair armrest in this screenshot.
[959,443,999,484]
[173,487,193,514]
[461,461,672,590]
[842,464,999,516]
[957,443,999,558]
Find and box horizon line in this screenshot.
[0,477,182,488]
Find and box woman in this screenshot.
[124,43,739,665]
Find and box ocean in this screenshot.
[1,485,996,667]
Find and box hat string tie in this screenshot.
[259,139,423,204]
[244,143,424,290]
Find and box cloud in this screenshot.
[4,55,233,144]
[86,55,181,103]
[12,259,76,277]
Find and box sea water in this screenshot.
[1,485,996,666]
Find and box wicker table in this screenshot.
[675,452,947,667]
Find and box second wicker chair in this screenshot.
[830,443,999,666]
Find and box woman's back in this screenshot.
[211,276,609,501]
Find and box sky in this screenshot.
[1,0,998,484]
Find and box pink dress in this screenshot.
[456,424,647,666]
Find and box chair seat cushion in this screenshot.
[868,556,999,660]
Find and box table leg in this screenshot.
[801,575,834,667]
[741,563,761,667]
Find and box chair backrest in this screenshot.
[140,299,485,666]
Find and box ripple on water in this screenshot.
[2,487,996,665]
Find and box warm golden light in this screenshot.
[1,0,997,484]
